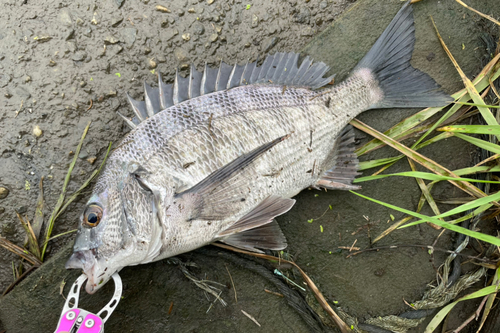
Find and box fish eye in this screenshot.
[83,204,103,228]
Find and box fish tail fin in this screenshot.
[352,1,452,109]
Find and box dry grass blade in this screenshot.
[32,176,44,240]
[455,0,500,26]
[15,212,40,260]
[350,118,493,204]
[476,267,500,332]
[473,153,499,167]
[407,159,441,230]
[213,243,352,333]
[41,121,91,261]
[0,236,42,266]
[241,310,261,327]
[372,182,435,243]
[431,17,500,138]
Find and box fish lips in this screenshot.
[65,249,100,294]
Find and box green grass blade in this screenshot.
[431,18,500,138]
[453,165,500,176]
[350,191,500,247]
[424,285,497,333]
[477,267,500,331]
[41,121,91,261]
[454,133,500,155]
[358,157,401,171]
[408,159,442,229]
[55,142,112,220]
[455,102,500,109]
[403,190,500,226]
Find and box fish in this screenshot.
[66,1,451,294]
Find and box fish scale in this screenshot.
[67,2,452,295]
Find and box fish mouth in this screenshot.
[65,249,99,294]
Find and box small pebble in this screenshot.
[156,5,171,13]
[87,156,97,164]
[33,125,42,137]
[149,58,157,69]
[209,33,218,42]
[182,33,191,41]
[0,187,9,199]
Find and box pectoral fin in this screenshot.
[175,135,289,221]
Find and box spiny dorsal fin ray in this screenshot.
[158,72,174,110]
[121,52,334,128]
[188,64,202,99]
[316,125,361,191]
[174,135,289,222]
[218,219,288,253]
[173,69,190,104]
[144,82,161,117]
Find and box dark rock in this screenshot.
[104,35,120,44]
[295,7,310,24]
[192,22,205,35]
[59,9,72,26]
[120,28,137,47]
[65,29,75,40]
[72,51,87,61]
[15,87,31,100]
[17,205,27,214]
[115,0,125,8]
[111,17,124,27]
[0,74,12,88]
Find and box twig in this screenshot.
[345,244,495,264]
[87,99,93,111]
[264,289,284,297]
[168,302,174,315]
[338,246,360,251]
[14,100,24,118]
[213,243,352,333]
[225,264,237,303]
[2,265,36,296]
[455,0,500,26]
[349,239,358,252]
[0,236,42,266]
[451,295,488,333]
[241,310,261,327]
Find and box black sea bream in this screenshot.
[66,2,451,293]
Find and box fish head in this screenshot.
[66,167,163,294]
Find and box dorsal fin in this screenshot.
[122,52,335,129]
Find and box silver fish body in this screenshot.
[66,2,451,294]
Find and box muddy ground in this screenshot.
[1,0,500,332]
[0,0,354,293]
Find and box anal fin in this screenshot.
[316,126,361,191]
[219,220,287,253]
